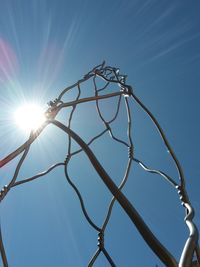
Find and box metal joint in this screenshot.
[120,84,133,97]
[97,232,104,251]
[104,122,111,131]
[128,146,133,159]
[0,185,8,202]
[176,185,188,206]
[65,155,71,165]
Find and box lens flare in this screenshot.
[15,104,46,133]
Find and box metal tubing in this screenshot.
[179,204,199,267]
[50,119,178,267]
[0,92,121,169]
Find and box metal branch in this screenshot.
[0,125,47,168]
[133,158,178,188]
[102,248,116,267]
[129,89,199,266]
[59,92,122,110]
[0,224,8,267]
[70,128,108,157]
[12,163,64,187]
[130,92,185,190]
[49,119,178,267]
[8,142,31,189]
[101,158,132,232]
[88,249,101,267]
[179,203,199,267]
[67,82,81,155]
[0,63,198,267]
[101,96,134,232]
[64,159,101,232]
[0,93,121,169]
[57,74,94,101]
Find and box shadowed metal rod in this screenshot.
[95,64,200,267]
[179,203,199,266]
[0,62,199,266]
[49,119,178,267]
[0,92,121,169]
[0,225,8,267]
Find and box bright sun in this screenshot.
[15,103,46,133]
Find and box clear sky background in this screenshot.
[0,0,200,266]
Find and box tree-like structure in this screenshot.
[0,62,199,267]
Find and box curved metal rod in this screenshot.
[57,73,94,101]
[0,224,8,267]
[97,81,109,92]
[89,77,133,266]
[57,61,106,102]
[64,161,101,232]
[94,81,129,148]
[8,142,31,189]
[129,89,200,266]
[59,92,122,110]
[133,158,178,188]
[0,93,121,169]
[93,75,122,124]
[0,63,197,267]
[102,248,116,267]
[107,128,129,147]
[49,119,178,267]
[101,158,132,232]
[96,69,185,189]
[88,242,116,266]
[88,249,101,267]
[179,203,199,267]
[130,92,185,190]
[124,97,133,149]
[102,97,133,232]
[195,245,200,266]
[108,95,122,124]
[12,163,64,187]
[70,129,108,157]
[0,125,47,168]
[67,82,81,155]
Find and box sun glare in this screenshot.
[15,103,46,133]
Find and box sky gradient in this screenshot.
[0,1,200,266]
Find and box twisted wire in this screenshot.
[64,158,101,232]
[12,163,64,187]
[101,97,134,233]
[50,119,178,267]
[0,222,8,267]
[132,158,178,188]
[0,62,198,267]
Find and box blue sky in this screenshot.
[0,0,200,266]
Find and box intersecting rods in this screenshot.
[0,63,199,267]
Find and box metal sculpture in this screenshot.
[0,62,199,267]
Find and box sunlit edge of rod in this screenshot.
[50,119,178,267]
[0,92,122,169]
